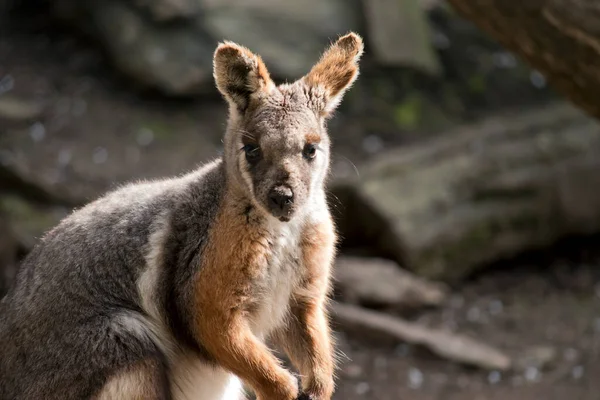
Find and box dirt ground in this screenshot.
[333,240,600,400]
[2,7,600,400]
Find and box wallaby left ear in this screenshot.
[213,41,275,112]
[303,32,364,116]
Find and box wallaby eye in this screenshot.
[243,144,261,165]
[303,143,317,160]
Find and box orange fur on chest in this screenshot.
[193,205,271,322]
[189,198,337,398]
[192,200,336,329]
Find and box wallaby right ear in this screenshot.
[213,42,275,112]
[303,32,364,116]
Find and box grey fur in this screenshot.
[0,162,225,399]
[0,34,363,400]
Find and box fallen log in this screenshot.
[332,103,600,281]
[331,302,512,371]
[334,256,448,310]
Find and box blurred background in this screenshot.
[1,0,600,399]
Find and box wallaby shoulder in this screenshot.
[5,159,225,307]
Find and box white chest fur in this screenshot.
[249,217,304,338]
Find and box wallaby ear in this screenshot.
[213,41,275,112]
[303,32,364,116]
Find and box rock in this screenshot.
[199,0,361,79]
[332,103,600,281]
[335,256,448,309]
[54,0,215,95]
[363,0,440,74]
[47,0,557,137]
[52,0,362,95]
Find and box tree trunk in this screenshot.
[332,103,600,281]
[446,0,600,120]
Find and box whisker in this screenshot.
[235,129,256,142]
[327,192,344,210]
[334,152,360,178]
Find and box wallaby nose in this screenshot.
[268,186,294,216]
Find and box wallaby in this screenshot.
[0,32,364,400]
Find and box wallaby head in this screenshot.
[213,33,363,222]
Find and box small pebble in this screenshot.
[572,365,584,380]
[524,366,541,383]
[0,74,15,94]
[488,299,504,315]
[355,382,370,395]
[29,122,46,142]
[564,348,579,362]
[492,52,517,69]
[408,368,424,389]
[530,71,547,88]
[93,147,108,164]
[487,370,502,385]
[136,128,155,147]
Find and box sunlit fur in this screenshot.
[0,33,363,400]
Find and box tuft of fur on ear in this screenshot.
[303,32,364,116]
[213,41,275,112]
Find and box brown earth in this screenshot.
[1,5,600,400]
[333,239,600,400]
